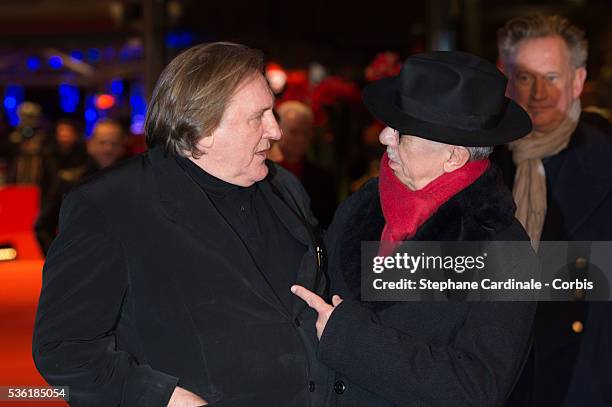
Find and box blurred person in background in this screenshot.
[49,119,84,157]
[35,118,88,254]
[86,118,126,171]
[34,118,126,254]
[6,101,47,184]
[494,15,612,406]
[277,100,338,227]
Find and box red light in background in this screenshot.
[95,94,115,110]
[265,62,287,94]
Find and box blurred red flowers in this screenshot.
[365,51,401,82]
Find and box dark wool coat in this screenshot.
[319,165,536,407]
[493,120,612,407]
[32,146,332,407]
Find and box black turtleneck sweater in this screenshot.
[176,156,305,311]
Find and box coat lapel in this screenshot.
[148,146,290,316]
[258,179,311,245]
[259,165,325,317]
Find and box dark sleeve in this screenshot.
[32,188,178,407]
[319,300,535,406]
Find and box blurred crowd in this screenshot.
[0,104,131,254]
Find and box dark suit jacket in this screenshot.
[493,119,612,406]
[319,165,536,406]
[32,146,331,407]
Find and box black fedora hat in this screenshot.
[363,51,532,146]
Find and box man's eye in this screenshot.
[517,74,531,82]
[546,75,558,82]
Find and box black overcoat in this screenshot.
[32,146,331,407]
[493,120,612,407]
[319,165,536,406]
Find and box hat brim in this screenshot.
[363,77,532,147]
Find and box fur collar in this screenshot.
[337,165,518,305]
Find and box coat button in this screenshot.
[572,320,583,334]
[575,257,588,269]
[294,318,301,327]
[309,381,315,392]
[334,380,346,394]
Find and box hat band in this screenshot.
[395,93,504,131]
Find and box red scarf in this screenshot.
[378,152,489,256]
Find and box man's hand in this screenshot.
[167,386,207,406]
[291,285,343,340]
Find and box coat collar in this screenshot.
[338,164,518,305]
[147,145,320,317]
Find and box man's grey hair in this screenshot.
[465,146,493,161]
[497,15,588,69]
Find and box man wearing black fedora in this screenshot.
[291,51,537,406]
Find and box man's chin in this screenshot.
[528,110,564,132]
[251,166,269,184]
[532,119,562,133]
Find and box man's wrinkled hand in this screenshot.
[291,285,343,340]
[167,386,207,407]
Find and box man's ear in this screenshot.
[497,58,516,99]
[196,133,214,152]
[573,66,587,99]
[443,146,470,173]
[497,57,507,75]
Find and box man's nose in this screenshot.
[265,115,282,141]
[379,127,399,147]
[531,77,548,100]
